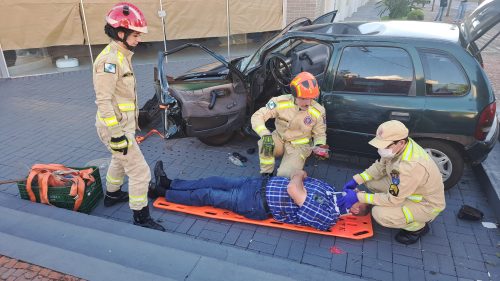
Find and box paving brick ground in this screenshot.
[1,1,500,280]
[0,255,85,281]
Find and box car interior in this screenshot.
[252,39,331,109]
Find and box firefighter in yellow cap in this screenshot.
[338,120,446,245]
[251,72,328,177]
[93,2,164,231]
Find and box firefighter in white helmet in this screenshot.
[251,72,329,178]
[93,2,164,231]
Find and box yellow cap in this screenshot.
[368,120,409,149]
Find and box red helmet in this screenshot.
[106,2,148,34]
[290,72,320,99]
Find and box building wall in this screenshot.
[286,0,369,24]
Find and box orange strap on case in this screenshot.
[25,164,95,211]
[153,197,373,239]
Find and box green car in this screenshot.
[142,1,499,189]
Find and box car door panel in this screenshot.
[169,82,246,136]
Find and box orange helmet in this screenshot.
[106,2,148,33]
[290,72,319,99]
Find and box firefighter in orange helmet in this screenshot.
[251,72,329,177]
[93,2,164,231]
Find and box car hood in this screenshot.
[463,0,500,46]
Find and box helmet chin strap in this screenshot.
[119,31,135,51]
[122,38,135,51]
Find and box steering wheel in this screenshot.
[268,53,292,89]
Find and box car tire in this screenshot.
[198,131,235,146]
[418,139,464,190]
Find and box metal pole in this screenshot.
[0,42,10,78]
[282,0,287,28]
[226,0,231,60]
[432,0,436,12]
[159,0,167,52]
[80,0,94,64]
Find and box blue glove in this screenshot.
[343,178,358,192]
[337,189,359,210]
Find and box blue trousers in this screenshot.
[434,6,446,21]
[165,176,270,220]
[454,2,467,22]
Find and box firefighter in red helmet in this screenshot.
[93,2,164,231]
[251,72,329,178]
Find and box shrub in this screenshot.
[377,0,411,19]
[407,9,424,20]
[377,0,424,19]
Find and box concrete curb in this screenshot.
[0,196,362,281]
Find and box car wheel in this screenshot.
[418,139,464,190]
[198,131,235,146]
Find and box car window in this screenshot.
[418,50,469,96]
[333,46,414,95]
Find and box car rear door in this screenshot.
[321,42,425,156]
[462,0,500,54]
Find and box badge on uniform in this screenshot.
[389,184,399,196]
[389,169,400,196]
[104,63,116,74]
[266,100,276,110]
[304,115,313,126]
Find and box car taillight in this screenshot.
[474,102,496,141]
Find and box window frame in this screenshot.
[332,44,416,97]
[417,48,470,97]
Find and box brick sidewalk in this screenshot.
[0,255,85,281]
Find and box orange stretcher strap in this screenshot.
[25,164,94,211]
[153,197,373,239]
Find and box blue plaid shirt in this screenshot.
[265,176,348,231]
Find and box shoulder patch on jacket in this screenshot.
[104,63,116,74]
[266,100,276,109]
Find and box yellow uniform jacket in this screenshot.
[93,41,138,137]
[251,94,327,146]
[355,138,446,213]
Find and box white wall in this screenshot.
[325,0,369,21]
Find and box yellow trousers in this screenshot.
[97,126,150,210]
[257,131,312,177]
[366,178,439,231]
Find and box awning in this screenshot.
[0,0,84,50]
[0,0,283,50]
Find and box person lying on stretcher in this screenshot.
[148,161,369,231]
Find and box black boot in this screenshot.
[147,180,167,199]
[154,160,171,189]
[133,206,166,231]
[395,223,429,245]
[104,189,129,207]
